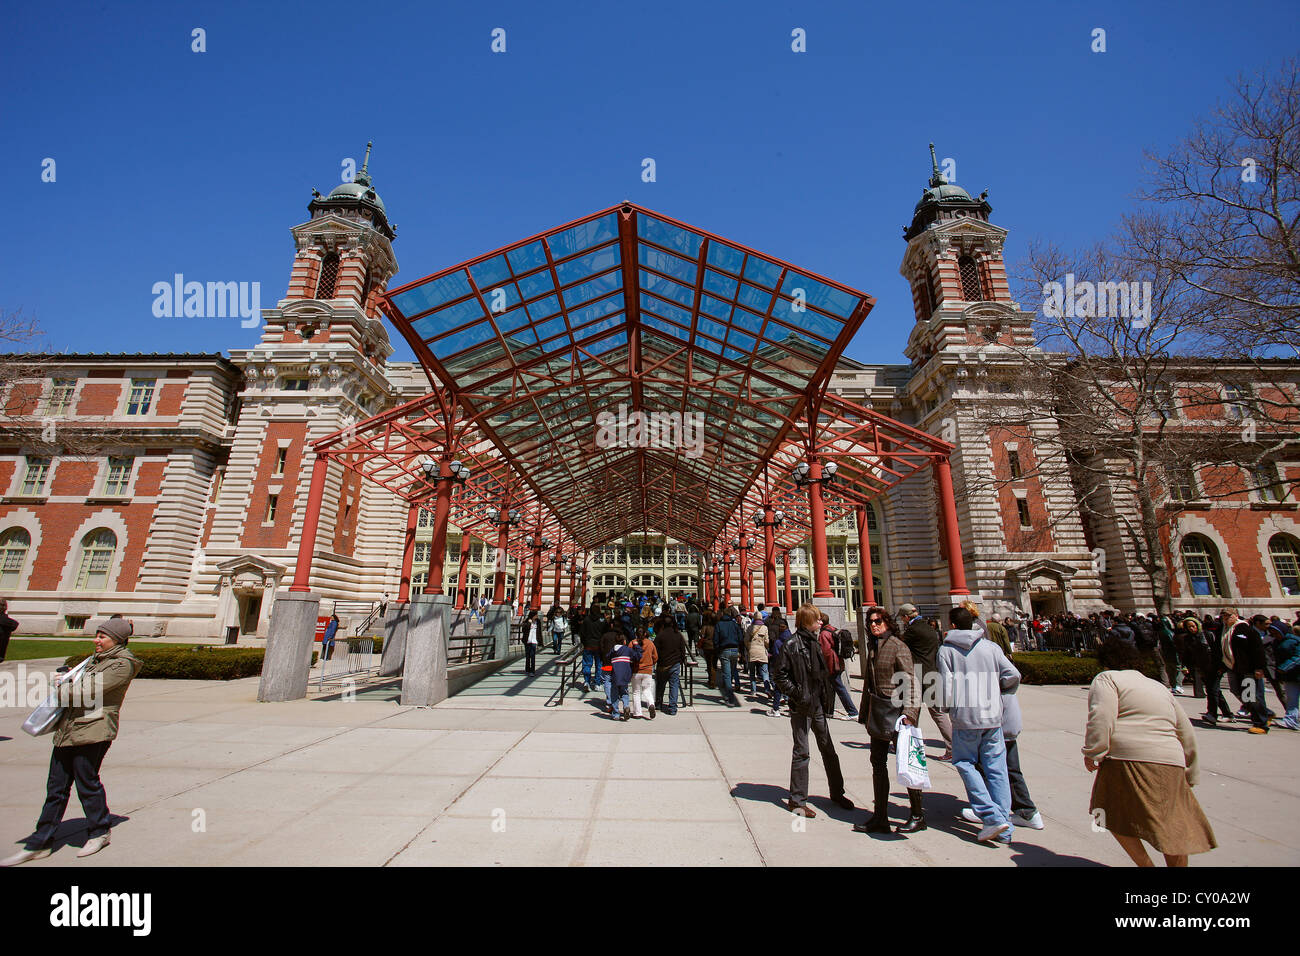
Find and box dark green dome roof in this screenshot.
[914,181,973,212]
[308,142,395,240]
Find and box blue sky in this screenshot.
[2,0,1296,366]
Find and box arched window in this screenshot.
[1180,534,1227,598]
[315,252,339,299]
[913,271,934,320]
[668,574,697,590]
[1270,535,1300,596]
[75,529,117,591]
[830,574,847,603]
[0,528,31,589]
[958,255,984,301]
[866,506,878,532]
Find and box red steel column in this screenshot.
[426,460,453,594]
[808,461,832,598]
[738,534,751,609]
[762,508,777,609]
[455,536,472,609]
[782,550,793,611]
[934,457,971,598]
[552,556,563,609]
[722,549,732,606]
[290,455,329,592]
[530,545,544,610]
[397,503,419,602]
[492,526,510,604]
[855,504,875,607]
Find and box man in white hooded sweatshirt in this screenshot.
[939,605,1021,844]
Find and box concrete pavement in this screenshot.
[1,652,1295,866]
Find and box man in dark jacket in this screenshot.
[685,603,702,653]
[773,604,854,818]
[0,599,17,663]
[580,606,606,691]
[1231,613,1270,733]
[653,617,688,716]
[898,602,953,759]
[712,607,744,707]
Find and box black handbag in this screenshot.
[865,687,901,740]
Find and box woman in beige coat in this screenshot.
[2,616,141,866]
[746,619,772,704]
[1084,637,1216,867]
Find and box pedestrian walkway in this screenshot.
[0,659,1295,867]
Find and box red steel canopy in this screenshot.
[307,202,957,577]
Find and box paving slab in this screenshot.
[0,668,1295,867]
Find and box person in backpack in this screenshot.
[580,604,607,692]
[746,616,772,705]
[773,603,855,818]
[898,603,954,761]
[713,606,744,707]
[1270,621,1300,731]
[766,608,790,718]
[817,615,859,721]
[606,633,642,721]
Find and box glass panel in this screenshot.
[702,269,738,299]
[639,215,702,258]
[507,241,548,274]
[705,241,745,275]
[640,270,694,308]
[556,246,620,286]
[563,271,622,307]
[699,294,731,321]
[430,321,498,359]
[534,317,568,343]
[568,294,623,329]
[639,293,693,328]
[392,271,473,316]
[781,272,859,319]
[517,271,555,299]
[769,299,837,342]
[737,282,772,313]
[742,256,782,288]
[549,214,618,257]
[731,307,764,335]
[726,329,756,353]
[525,293,561,321]
[469,255,512,289]
[639,245,697,284]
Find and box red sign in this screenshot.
[315,617,330,641]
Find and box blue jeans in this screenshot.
[1284,681,1299,729]
[656,663,681,715]
[582,649,600,685]
[952,728,1013,838]
[831,672,858,717]
[717,648,740,703]
[602,671,614,709]
[749,661,771,698]
[612,682,630,715]
[552,632,563,655]
[31,742,113,849]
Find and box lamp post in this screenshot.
[485,505,521,605]
[793,458,838,600]
[753,506,785,610]
[420,456,470,595]
[724,551,735,607]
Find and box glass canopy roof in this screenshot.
[379,202,876,552]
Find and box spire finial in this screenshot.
[928,143,946,187]
[361,141,373,175]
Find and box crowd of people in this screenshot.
[515,589,1300,865]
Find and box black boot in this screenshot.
[896,789,927,834]
[853,769,894,834]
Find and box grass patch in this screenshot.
[4,639,97,661]
[63,645,279,680]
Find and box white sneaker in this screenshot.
[77,835,110,858]
[1172,686,1184,695]
[977,821,1010,843]
[768,708,782,718]
[961,808,981,824]
[1,847,51,866]
[1013,809,1045,829]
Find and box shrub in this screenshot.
[345,635,383,654]
[64,645,270,680]
[1012,650,1163,685]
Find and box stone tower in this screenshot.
[890,145,1104,618]
[193,145,405,639]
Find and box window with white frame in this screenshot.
[1181,534,1227,598]
[1270,535,1300,595]
[1223,383,1251,420]
[0,528,31,589]
[21,457,50,496]
[103,457,133,496]
[126,379,155,415]
[75,529,117,590]
[1167,466,1198,502]
[46,379,75,416]
[1252,461,1284,503]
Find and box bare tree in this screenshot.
[1142,56,1300,357]
[969,211,1295,614]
